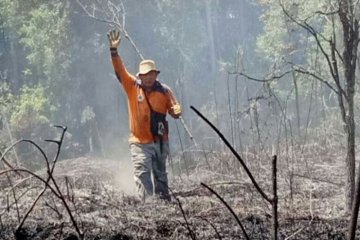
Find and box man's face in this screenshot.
[139,70,158,89]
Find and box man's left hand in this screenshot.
[171,104,181,118]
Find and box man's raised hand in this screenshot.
[107,30,121,49]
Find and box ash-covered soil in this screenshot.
[0,150,357,239]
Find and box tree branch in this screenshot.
[76,0,144,60]
[201,183,250,240]
[279,2,343,91]
[191,106,272,203]
[228,70,292,83]
[292,67,339,93]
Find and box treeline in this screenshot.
[0,0,261,158]
[1,1,360,210]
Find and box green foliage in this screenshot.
[0,82,14,111]
[256,0,347,102]
[19,4,70,84]
[1,0,73,130]
[256,4,288,61]
[10,84,55,132]
[0,0,17,28]
[257,0,336,61]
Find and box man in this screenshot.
[107,30,181,201]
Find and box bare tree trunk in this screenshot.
[227,74,235,146]
[339,0,359,211]
[278,0,359,212]
[345,107,356,211]
[348,118,358,240]
[292,69,301,135]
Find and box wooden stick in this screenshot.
[272,155,278,240]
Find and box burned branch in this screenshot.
[191,105,271,203]
[192,106,279,239]
[201,182,250,240]
[0,126,84,239]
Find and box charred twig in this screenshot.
[192,106,280,239]
[16,126,67,234]
[65,176,75,203]
[6,166,84,238]
[0,169,61,198]
[195,216,222,240]
[1,186,40,219]
[1,139,50,172]
[0,215,3,230]
[44,199,63,220]
[201,183,249,240]
[165,186,196,239]
[1,126,84,239]
[0,156,17,174]
[0,150,22,178]
[175,197,197,240]
[7,176,34,191]
[1,150,22,222]
[272,156,278,240]
[5,173,20,223]
[191,106,271,203]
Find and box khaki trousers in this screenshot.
[129,141,170,201]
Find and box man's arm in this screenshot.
[108,30,135,93]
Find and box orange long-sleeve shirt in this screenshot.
[110,48,180,144]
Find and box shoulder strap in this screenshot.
[143,91,154,111]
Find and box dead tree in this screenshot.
[280,0,359,213]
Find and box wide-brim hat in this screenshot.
[136,59,160,76]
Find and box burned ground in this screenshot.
[0,147,357,239]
